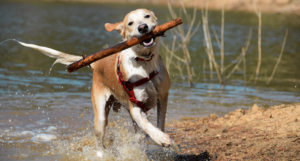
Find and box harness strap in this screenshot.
[117,55,158,112]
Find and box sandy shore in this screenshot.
[47,0,300,15]
[62,103,300,160]
[167,103,300,160]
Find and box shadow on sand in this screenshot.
[174,151,211,161]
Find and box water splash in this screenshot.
[44,118,175,161]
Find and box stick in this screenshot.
[67,17,183,73]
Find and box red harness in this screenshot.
[116,54,158,112]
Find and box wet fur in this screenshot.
[94,9,171,158]
[13,8,172,158]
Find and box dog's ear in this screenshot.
[151,11,157,20]
[105,22,123,33]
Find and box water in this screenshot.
[0,1,300,160]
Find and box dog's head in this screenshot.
[105,9,160,55]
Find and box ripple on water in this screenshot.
[46,126,57,132]
[35,119,49,125]
[10,132,23,137]
[21,131,35,136]
[31,134,57,142]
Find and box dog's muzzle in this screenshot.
[137,24,156,48]
[138,24,148,34]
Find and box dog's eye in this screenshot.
[144,15,150,18]
[128,22,133,26]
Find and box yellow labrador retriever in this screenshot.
[14,9,172,158]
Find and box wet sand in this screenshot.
[167,103,300,160]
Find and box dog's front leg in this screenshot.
[129,102,171,147]
[92,89,111,158]
[157,92,169,132]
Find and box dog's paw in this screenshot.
[151,131,172,147]
[96,151,104,158]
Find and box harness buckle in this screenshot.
[125,82,133,91]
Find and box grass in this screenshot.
[162,0,288,88]
[161,1,200,87]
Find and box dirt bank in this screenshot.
[50,0,300,15]
[167,103,300,160]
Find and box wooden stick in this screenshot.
[67,17,183,73]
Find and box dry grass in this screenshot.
[163,0,253,86]
[163,0,288,87]
[161,2,201,87]
[266,29,288,85]
[253,0,262,85]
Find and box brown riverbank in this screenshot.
[44,0,300,15]
[166,103,300,160]
[57,103,299,160]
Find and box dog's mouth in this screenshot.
[141,37,155,48]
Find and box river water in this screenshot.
[0,1,299,160]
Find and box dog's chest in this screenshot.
[120,49,161,84]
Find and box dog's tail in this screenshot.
[1,39,93,72]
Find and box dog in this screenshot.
[14,8,172,158]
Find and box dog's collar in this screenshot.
[133,52,155,62]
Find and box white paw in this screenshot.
[96,151,104,158]
[151,131,172,147]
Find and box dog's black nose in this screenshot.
[138,24,148,33]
